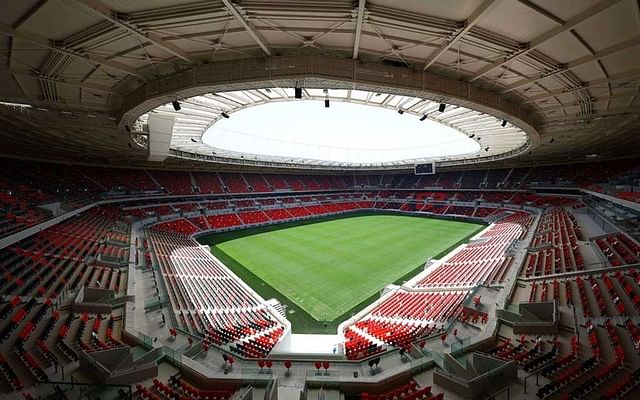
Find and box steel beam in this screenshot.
[423,0,499,70]
[220,0,272,56]
[503,36,640,93]
[524,68,640,103]
[75,0,198,64]
[470,0,624,82]
[0,23,141,77]
[352,0,366,59]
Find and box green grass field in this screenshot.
[200,213,483,333]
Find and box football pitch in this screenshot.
[200,213,483,333]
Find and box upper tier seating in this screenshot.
[219,173,250,193]
[243,174,271,192]
[192,172,225,194]
[460,170,486,189]
[484,169,510,189]
[524,207,584,276]
[0,159,101,203]
[85,167,159,192]
[281,175,305,191]
[595,233,640,266]
[149,171,193,195]
[262,174,289,190]
[0,202,51,238]
[4,156,640,243]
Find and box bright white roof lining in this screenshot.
[202,102,480,164]
[139,89,529,167]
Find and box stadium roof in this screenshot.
[140,89,528,167]
[0,0,639,170]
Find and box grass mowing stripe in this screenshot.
[200,213,483,332]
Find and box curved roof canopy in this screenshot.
[138,89,528,167]
[0,0,638,169]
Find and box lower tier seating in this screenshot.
[343,289,464,360]
[417,212,532,287]
[149,231,286,358]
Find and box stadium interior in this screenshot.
[1,0,640,399]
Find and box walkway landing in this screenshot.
[272,334,340,355]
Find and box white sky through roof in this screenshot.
[202,101,480,163]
